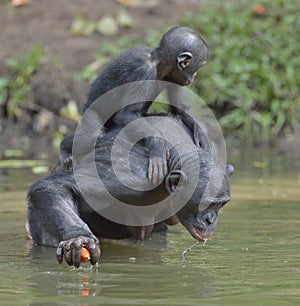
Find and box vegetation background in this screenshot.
[0,0,299,166]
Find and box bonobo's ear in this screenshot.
[226,164,234,176]
[177,52,193,70]
[165,170,188,194]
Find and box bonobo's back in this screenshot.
[85,46,157,111]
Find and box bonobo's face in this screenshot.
[181,208,221,242]
[176,164,234,242]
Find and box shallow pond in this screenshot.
[0,150,299,305]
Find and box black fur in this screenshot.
[60,27,209,184]
[27,116,233,267]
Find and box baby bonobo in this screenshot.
[60,26,208,184]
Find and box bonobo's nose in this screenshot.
[205,211,217,224]
[197,210,218,227]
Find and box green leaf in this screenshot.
[4,149,24,158]
[0,78,8,104]
[31,165,50,174]
[0,160,47,169]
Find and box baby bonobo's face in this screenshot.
[157,27,208,86]
[166,38,208,86]
[166,56,207,86]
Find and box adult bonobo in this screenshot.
[27,115,233,268]
[60,26,208,184]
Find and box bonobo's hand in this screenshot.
[192,123,209,151]
[147,139,168,185]
[56,236,100,268]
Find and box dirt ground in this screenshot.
[0,0,199,159]
[1,0,199,73]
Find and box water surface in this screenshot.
[0,152,299,305]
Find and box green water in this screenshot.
[0,153,299,305]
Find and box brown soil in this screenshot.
[0,0,199,159]
[1,0,197,73]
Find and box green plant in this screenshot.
[181,0,300,141]
[0,78,9,104]
[3,46,46,118]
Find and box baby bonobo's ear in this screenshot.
[177,52,193,70]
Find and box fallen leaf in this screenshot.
[87,60,103,72]
[12,0,31,7]
[117,0,159,8]
[96,15,118,36]
[4,149,24,158]
[71,16,95,37]
[117,0,142,7]
[117,9,134,28]
[59,100,80,122]
[32,165,50,174]
[0,160,46,169]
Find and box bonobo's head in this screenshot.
[155,26,208,86]
[166,161,234,242]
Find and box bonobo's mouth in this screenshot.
[180,210,218,242]
[182,221,213,242]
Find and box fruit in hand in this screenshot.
[81,247,91,262]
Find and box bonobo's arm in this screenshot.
[27,173,100,267]
[167,85,210,151]
[113,103,168,185]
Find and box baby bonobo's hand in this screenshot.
[147,138,168,186]
[56,236,100,268]
[60,153,72,170]
[59,135,74,170]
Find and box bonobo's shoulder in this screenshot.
[118,45,153,60]
[27,170,76,197]
[111,45,155,68]
[104,45,156,80]
[86,45,157,105]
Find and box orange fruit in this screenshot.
[81,247,91,262]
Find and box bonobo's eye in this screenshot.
[177,52,193,71]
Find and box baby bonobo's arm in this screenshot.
[167,86,210,151]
